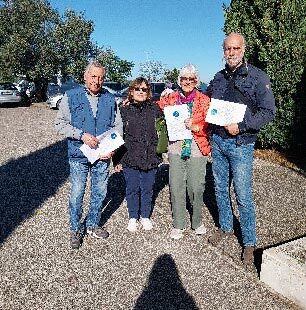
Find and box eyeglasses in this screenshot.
[180,77,197,83]
[134,87,148,92]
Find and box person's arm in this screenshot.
[54,94,99,148]
[113,105,123,137]
[54,94,83,139]
[238,73,276,133]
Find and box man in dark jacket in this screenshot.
[55,61,122,249]
[207,32,276,266]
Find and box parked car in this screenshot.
[115,82,178,105]
[103,81,126,92]
[0,82,28,106]
[47,80,120,109]
[47,79,82,109]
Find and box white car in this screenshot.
[47,83,120,109]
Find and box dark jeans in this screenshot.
[123,167,157,219]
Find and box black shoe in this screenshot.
[87,226,109,239]
[70,231,82,249]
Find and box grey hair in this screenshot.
[177,64,200,87]
[84,60,105,76]
[223,32,246,50]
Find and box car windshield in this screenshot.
[152,83,165,94]
[47,79,82,96]
[103,82,122,91]
[0,83,17,90]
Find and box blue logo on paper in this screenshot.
[111,133,117,139]
[211,109,218,115]
[173,111,179,117]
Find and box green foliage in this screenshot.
[0,0,94,99]
[53,9,94,83]
[224,0,306,151]
[164,68,179,83]
[139,60,166,82]
[96,47,134,84]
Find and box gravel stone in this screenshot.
[0,105,305,310]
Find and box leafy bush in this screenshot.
[223,0,306,151]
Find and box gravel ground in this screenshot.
[0,104,305,310]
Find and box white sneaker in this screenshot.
[170,228,184,240]
[140,218,153,230]
[194,224,207,235]
[127,218,137,232]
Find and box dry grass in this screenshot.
[254,148,305,173]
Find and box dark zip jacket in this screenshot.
[118,101,162,170]
[207,63,276,145]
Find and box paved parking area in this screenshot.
[0,105,305,309]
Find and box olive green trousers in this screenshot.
[168,154,208,230]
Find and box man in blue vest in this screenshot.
[55,61,121,249]
[207,33,276,266]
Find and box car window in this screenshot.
[103,82,122,91]
[0,83,17,90]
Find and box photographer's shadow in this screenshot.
[134,254,199,310]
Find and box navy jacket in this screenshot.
[118,101,162,171]
[207,63,276,145]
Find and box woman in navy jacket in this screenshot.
[114,77,162,232]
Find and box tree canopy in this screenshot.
[96,47,134,84]
[0,0,134,100]
[224,0,306,151]
[139,60,166,82]
[164,68,179,84]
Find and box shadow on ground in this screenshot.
[100,171,126,226]
[0,140,69,245]
[134,254,199,310]
[153,163,169,204]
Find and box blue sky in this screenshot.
[49,0,231,83]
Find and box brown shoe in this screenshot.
[70,231,82,249]
[208,228,233,246]
[242,246,255,265]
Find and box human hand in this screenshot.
[81,132,99,148]
[113,164,123,172]
[184,118,193,129]
[184,118,199,132]
[99,151,114,160]
[121,98,130,107]
[224,123,239,136]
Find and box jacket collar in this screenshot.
[224,61,248,79]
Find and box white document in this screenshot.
[80,129,124,164]
[164,105,192,141]
[205,98,247,126]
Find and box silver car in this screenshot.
[0,82,25,105]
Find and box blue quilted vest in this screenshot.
[67,88,116,162]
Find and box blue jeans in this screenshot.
[68,159,110,232]
[123,167,157,219]
[212,134,256,246]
